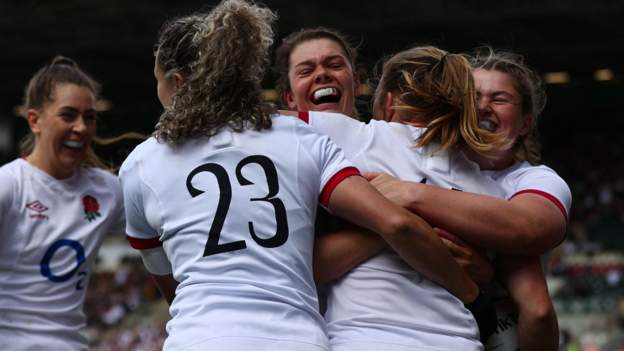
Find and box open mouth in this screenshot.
[311,87,341,105]
[478,120,497,132]
[63,140,85,150]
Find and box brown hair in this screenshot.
[274,27,358,107]
[19,55,113,170]
[373,46,506,154]
[153,0,277,144]
[470,46,545,164]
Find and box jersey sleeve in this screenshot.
[296,121,360,208]
[118,151,162,250]
[0,167,15,229]
[505,165,572,221]
[299,111,373,161]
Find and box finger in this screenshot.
[362,172,382,181]
[434,228,469,246]
[440,238,468,257]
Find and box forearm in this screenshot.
[403,184,564,255]
[314,228,386,283]
[497,255,558,350]
[328,176,479,303]
[383,209,479,303]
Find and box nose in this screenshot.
[477,96,492,115]
[72,116,89,133]
[314,66,332,84]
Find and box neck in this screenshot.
[26,148,74,179]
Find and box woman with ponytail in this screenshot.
[0,56,126,351]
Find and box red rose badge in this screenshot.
[83,195,101,222]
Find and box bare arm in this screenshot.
[314,227,386,283]
[437,229,494,287]
[327,175,479,303]
[366,173,566,255]
[150,273,178,305]
[496,255,558,351]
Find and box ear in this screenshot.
[383,91,396,122]
[172,72,185,90]
[353,74,361,97]
[283,90,298,110]
[26,109,42,134]
[519,113,533,136]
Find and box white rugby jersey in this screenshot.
[303,111,571,351]
[0,158,125,351]
[119,115,358,351]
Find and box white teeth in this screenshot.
[313,87,337,100]
[63,140,84,149]
[479,120,496,131]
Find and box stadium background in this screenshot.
[1,1,623,349]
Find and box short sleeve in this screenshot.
[119,153,162,249]
[506,165,572,221]
[295,121,360,207]
[0,168,15,228]
[303,111,373,161]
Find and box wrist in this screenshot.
[461,280,480,304]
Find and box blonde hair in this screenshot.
[471,46,545,164]
[373,46,506,155]
[153,0,277,144]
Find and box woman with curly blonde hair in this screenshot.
[120,2,481,350]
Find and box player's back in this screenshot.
[121,115,355,351]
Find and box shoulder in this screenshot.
[504,162,567,185]
[120,137,160,175]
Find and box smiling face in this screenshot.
[473,68,532,168]
[27,83,97,179]
[284,38,360,116]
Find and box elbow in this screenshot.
[507,219,565,255]
[522,299,557,327]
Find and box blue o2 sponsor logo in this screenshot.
[40,239,87,290]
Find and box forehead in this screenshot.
[473,69,519,95]
[289,38,348,66]
[49,83,95,107]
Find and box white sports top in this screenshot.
[120,115,358,351]
[0,158,124,351]
[303,111,570,351]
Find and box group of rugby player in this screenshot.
[0,1,570,350]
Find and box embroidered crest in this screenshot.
[82,195,101,222]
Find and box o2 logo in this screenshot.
[39,239,88,290]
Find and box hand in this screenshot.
[436,228,494,287]
[364,172,416,209]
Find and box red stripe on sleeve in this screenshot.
[126,236,162,250]
[298,111,309,124]
[319,167,361,206]
[511,189,568,222]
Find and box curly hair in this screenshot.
[153,0,277,144]
[273,27,358,107]
[372,46,507,155]
[470,46,545,164]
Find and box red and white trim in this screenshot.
[126,236,162,250]
[511,189,568,222]
[319,167,360,206]
[298,111,310,124]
